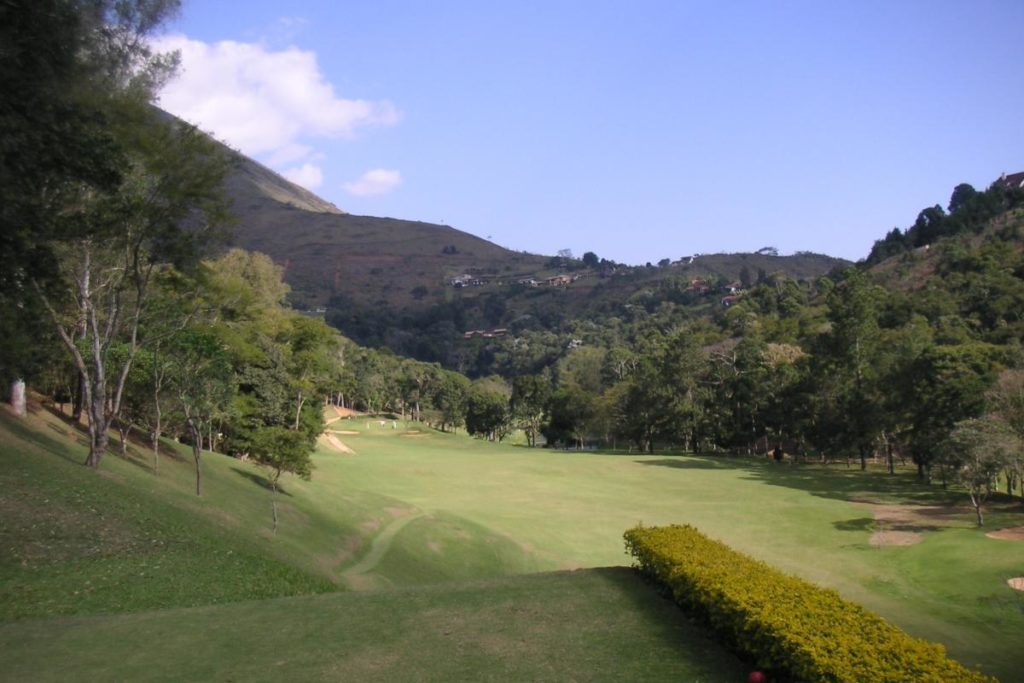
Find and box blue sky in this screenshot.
[159,1,1024,264]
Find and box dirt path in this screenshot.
[322,433,356,455]
[341,512,426,589]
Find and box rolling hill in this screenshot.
[207,116,847,315]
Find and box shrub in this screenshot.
[624,525,994,682]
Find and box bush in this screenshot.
[624,525,994,682]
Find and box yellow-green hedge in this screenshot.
[624,524,994,683]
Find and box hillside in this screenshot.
[214,137,549,310]
[202,113,846,318]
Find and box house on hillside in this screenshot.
[997,171,1024,190]
[685,278,709,293]
[721,295,742,307]
[449,274,485,287]
[545,274,572,287]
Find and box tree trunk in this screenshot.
[117,418,131,457]
[84,380,108,468]
[152,400,161,473]
[271,476,279,534]
[187,418,202,496]
[970,491,984,526]
[293,391,305,430]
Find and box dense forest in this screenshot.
[3,0,1023,513]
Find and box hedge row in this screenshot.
[623,524,994,682]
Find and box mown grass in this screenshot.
[0,567,749,682]
[0,409,334,622]
[2,406,1023,680]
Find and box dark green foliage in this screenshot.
[866,179,1024,264]
[464,387,510,441]
[250,426,313,482]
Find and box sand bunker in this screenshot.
[986,526,1024,541]
[1008,578,1024,591]
[332,430,361,435]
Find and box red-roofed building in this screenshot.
[997,171,1024,190]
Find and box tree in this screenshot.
[945,418,1013,526]
[511,374,551,447]
[986,369,1024,497]
[582,251,599,268]
[285,316,336,431]
[35,107,228,468]
[907,343,1001,482]
[249,426,313,533]
[543,386,596,449]
[948,183,978,214]
[465,387,510,441]
[168,328,233,496]
[815,269,886,469]
[433,371,469,432]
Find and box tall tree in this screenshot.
[816,269,886,469]
[168,328,233,496]
[510,374,551,447]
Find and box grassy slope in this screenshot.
[0,406,747,681]
[2,406,1023,680]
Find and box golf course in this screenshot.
[2,404,1022,681]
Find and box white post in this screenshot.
[11,379,26,417]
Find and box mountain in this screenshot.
[215,139,845,311]
[219,148,550,311]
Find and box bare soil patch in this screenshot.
[869,530,923,547]
[332,406,362,418]
[857,501,963,547]
[986,526,1024,541]
[322,434,356,455]
[1008,578,1024,591]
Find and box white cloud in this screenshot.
[152,34,399,162]
[343,169,402,196]
[282,163,324,190]
[266,143,316,167]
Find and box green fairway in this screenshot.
[0,568,748,682]
[2,407,1023,680]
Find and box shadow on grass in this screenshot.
[0,409,87,466]
[638,451,965,508]
[833,517,875,532]
[231,467,292,497]
[589,566,748,676]
[634,457,738,470]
